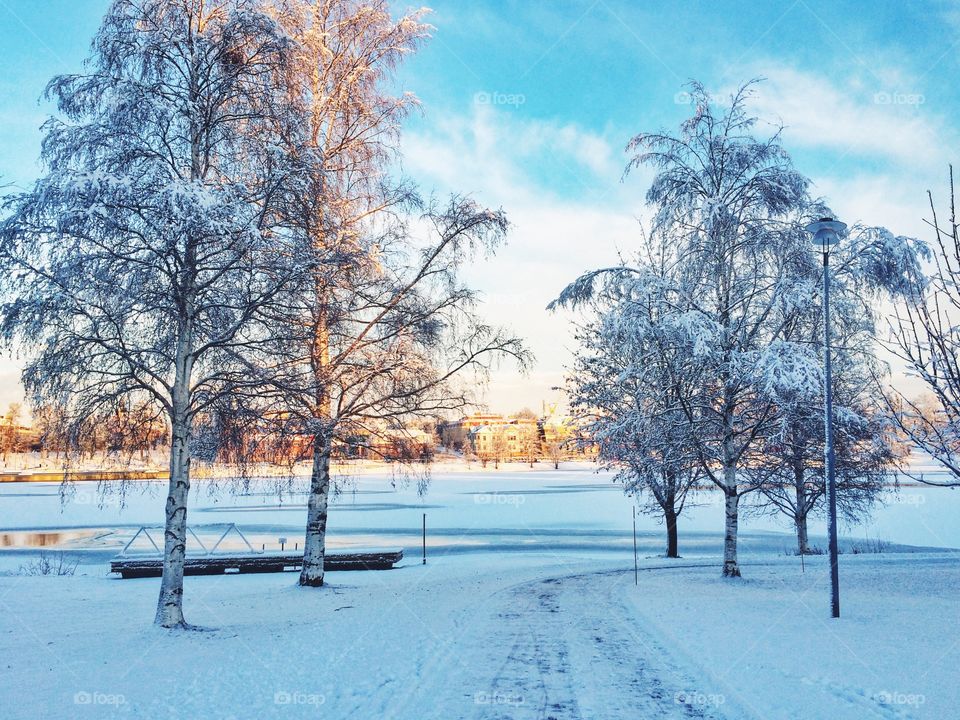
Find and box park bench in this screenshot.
[109,524,403,578]
[110,549,404,578]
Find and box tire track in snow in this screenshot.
[469,569,727,720]
[477,578,582,719]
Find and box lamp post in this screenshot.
[805,217,846,619]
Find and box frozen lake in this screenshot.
[1,461,958,567]
[2,462,959,720]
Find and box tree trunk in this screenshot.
[793,455,810,555]
[300,431,332,587]
[156,34,203,628]
[665,506,679,558]
[155,385,192,627]
[722,473,740,577]
[796,512,810,555]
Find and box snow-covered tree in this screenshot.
[258,0,527,587]
[601,82,813,576]
[752,279,897,553]
[1,403,22,463]
[275,199,529,586]
[0,0,294,627]
[554,81,924,576]
[884,167,960,486]
[514,411,541,468]
[556,235,702,558]
[256,0,428,588]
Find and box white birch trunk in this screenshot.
[155,331,193,627]
[722,465,740,577]
[299,291,332,587]
[721,386,741,577]
[299,432,332,586]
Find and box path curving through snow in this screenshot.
[382,565,730,720]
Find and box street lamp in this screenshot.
[805,216,846,619]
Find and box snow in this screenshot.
[1,465,959,719]
[751,340,823,402]
[2,552,958,719]
[626,555,960,720]
[677,314,722,354]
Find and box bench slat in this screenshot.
[110,550,403,578]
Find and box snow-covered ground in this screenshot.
[1,553,958,719]
[1,464,958,719]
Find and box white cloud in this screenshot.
[732,64,949,168]
[402,104,632,209]
[401,70,957,411]
[401,105,645,412]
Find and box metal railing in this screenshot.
[117,523,258,557]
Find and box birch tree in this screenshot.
[613,84,917,573]
[755,296,895,554]
[559,83,926,575]
[556,82,924,574]
[260,198,529,586]
[1,403,21,464]
[261,0,527,587]
[520,423,541,468]
[555,82,813,576]
[0,0,293,627]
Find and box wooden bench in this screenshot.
[110,549,403,579]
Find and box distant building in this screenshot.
[450,408,596,463]
[468,418,538,460]
[455,414,509,433]
[337,424,436,461]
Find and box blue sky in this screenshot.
[1,0,958,412]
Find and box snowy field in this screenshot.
[1,463,959,719]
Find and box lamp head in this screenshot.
[805,217,847,250]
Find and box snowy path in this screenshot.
[469,571,726,720]
[0,557,731,720]
[384,567,728,720]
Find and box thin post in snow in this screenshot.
[632,506,638,586]
[422,512,426,565]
